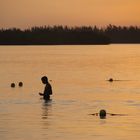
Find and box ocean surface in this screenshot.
[0,44,140,140]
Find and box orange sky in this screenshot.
[1,0,140,29]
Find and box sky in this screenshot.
[1,0,140,29]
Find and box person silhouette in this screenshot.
[11,83,15,88]
[18,82,23,87]
[39,76,52,100]
[90,109,107,119]
[90,109,126,119]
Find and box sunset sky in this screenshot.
[1,0,140,29]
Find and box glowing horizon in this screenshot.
[1,0,140,29]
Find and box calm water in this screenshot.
[0,44,140,140]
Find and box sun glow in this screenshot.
[1,0,140,29]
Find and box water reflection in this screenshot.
[42,99,52,120]
[99,119,106,125]
[41,100,52,133]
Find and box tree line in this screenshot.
[0,25,140,45]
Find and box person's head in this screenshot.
[109,78,113,82]
[41,76,48,84]
[99,109,106,119]
[11,83,15,88]
[18,82,23,87]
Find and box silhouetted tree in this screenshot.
[104,24,140,43]
[0,25,140,45]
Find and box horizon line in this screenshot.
[0,24,140,30]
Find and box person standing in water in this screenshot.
[39,76,52,100]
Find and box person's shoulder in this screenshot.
[48,82,52,87]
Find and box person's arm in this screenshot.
[107,113,127,116]
[89,113,98,116]
[39,84,47,96]
[108,113,116,116]
[39,93,44,96]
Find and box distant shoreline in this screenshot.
[2,43,140,45]
[1,43,140,46]
[0,25,140,45]
[0,43,110,45]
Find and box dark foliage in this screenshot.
[0,26,109,45]
[0,25,140,45]
[104,25,140,43]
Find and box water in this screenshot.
[0,44,140,140]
